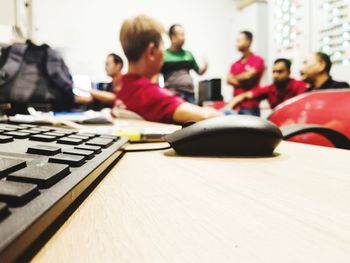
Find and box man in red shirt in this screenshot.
[227,31,265,116]
[226,58,307,109]
[115,15,222,123]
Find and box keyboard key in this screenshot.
[19,124,37,128]
[4,131,30,139]
[62,149,94,159]
[0,202,10,221]
[0,124,22,130]
[43,132,65,138]
[29,134,57,142]
[0,135,13,143]
[7,163,70,189]
[86,138,113,148]
[45,127,76,133]
[100,134,120,141]
[51,129,76,135]
[6,124,24,129]
[30,127,52,132]
[0,180,39,206]
[0,124,23,131]
[53,131,74,136]
[16,125,28,131]
[40,126,59,130]
[57,137,83,145]
[74,144,102,154]
[77,132,96,138]
[67,135,90,141]
[0,127,17,132]
[27,145,62,156]
[49,154,85,167]
[19,129,42,135]
[0,158,26,177]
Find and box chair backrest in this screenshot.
[268,89,350,148]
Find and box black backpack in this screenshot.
[0,40,74,114]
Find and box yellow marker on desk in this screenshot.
[113,128,171,142]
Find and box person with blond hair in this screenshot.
[115,15,222,123]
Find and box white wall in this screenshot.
[0,0,16,25]
[0,0,33,43]
[31,0,239,100]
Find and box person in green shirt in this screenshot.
[161,24,208,103]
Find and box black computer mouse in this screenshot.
[165,115,283,156]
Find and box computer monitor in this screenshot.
[198,78,223,105]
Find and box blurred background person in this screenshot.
[75,53,123,108]
[115,15,222,123]
[300,52,349,91]
[92,53,123,106]
[161,24,208,104]
[227,58,307,109]
[227,31,265,116]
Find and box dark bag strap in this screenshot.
[46,48,73,91]
[281,124,350,150]
[0,43,27,86]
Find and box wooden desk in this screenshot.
[31,130,350,262]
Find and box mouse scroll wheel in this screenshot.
[182,121,197,128]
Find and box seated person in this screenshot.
[92,53,123,104]
[161,24,208,104]
[75,53,123,108]
[226,58,307,109]
[300,52,349,91]
[114,15,222,124]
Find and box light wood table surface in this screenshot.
[31,124,350,263]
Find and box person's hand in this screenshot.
[202,106,223,117]
[114,99,126,109]
[198,59,208,75]
[224,94,246,109]
[202,59,208,72]
[111,99,126,118]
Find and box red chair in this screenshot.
[268,89,350,149]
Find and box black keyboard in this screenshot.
[0,123,128,262]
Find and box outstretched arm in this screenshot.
[74,95,93,105]
[90,90,116,104]
[225,91,254,109]
[172,102,223,123]
[196,60,208,75]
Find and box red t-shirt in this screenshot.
[251,78,307,109]
[117,74,184,123]
[229,53,265,108]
